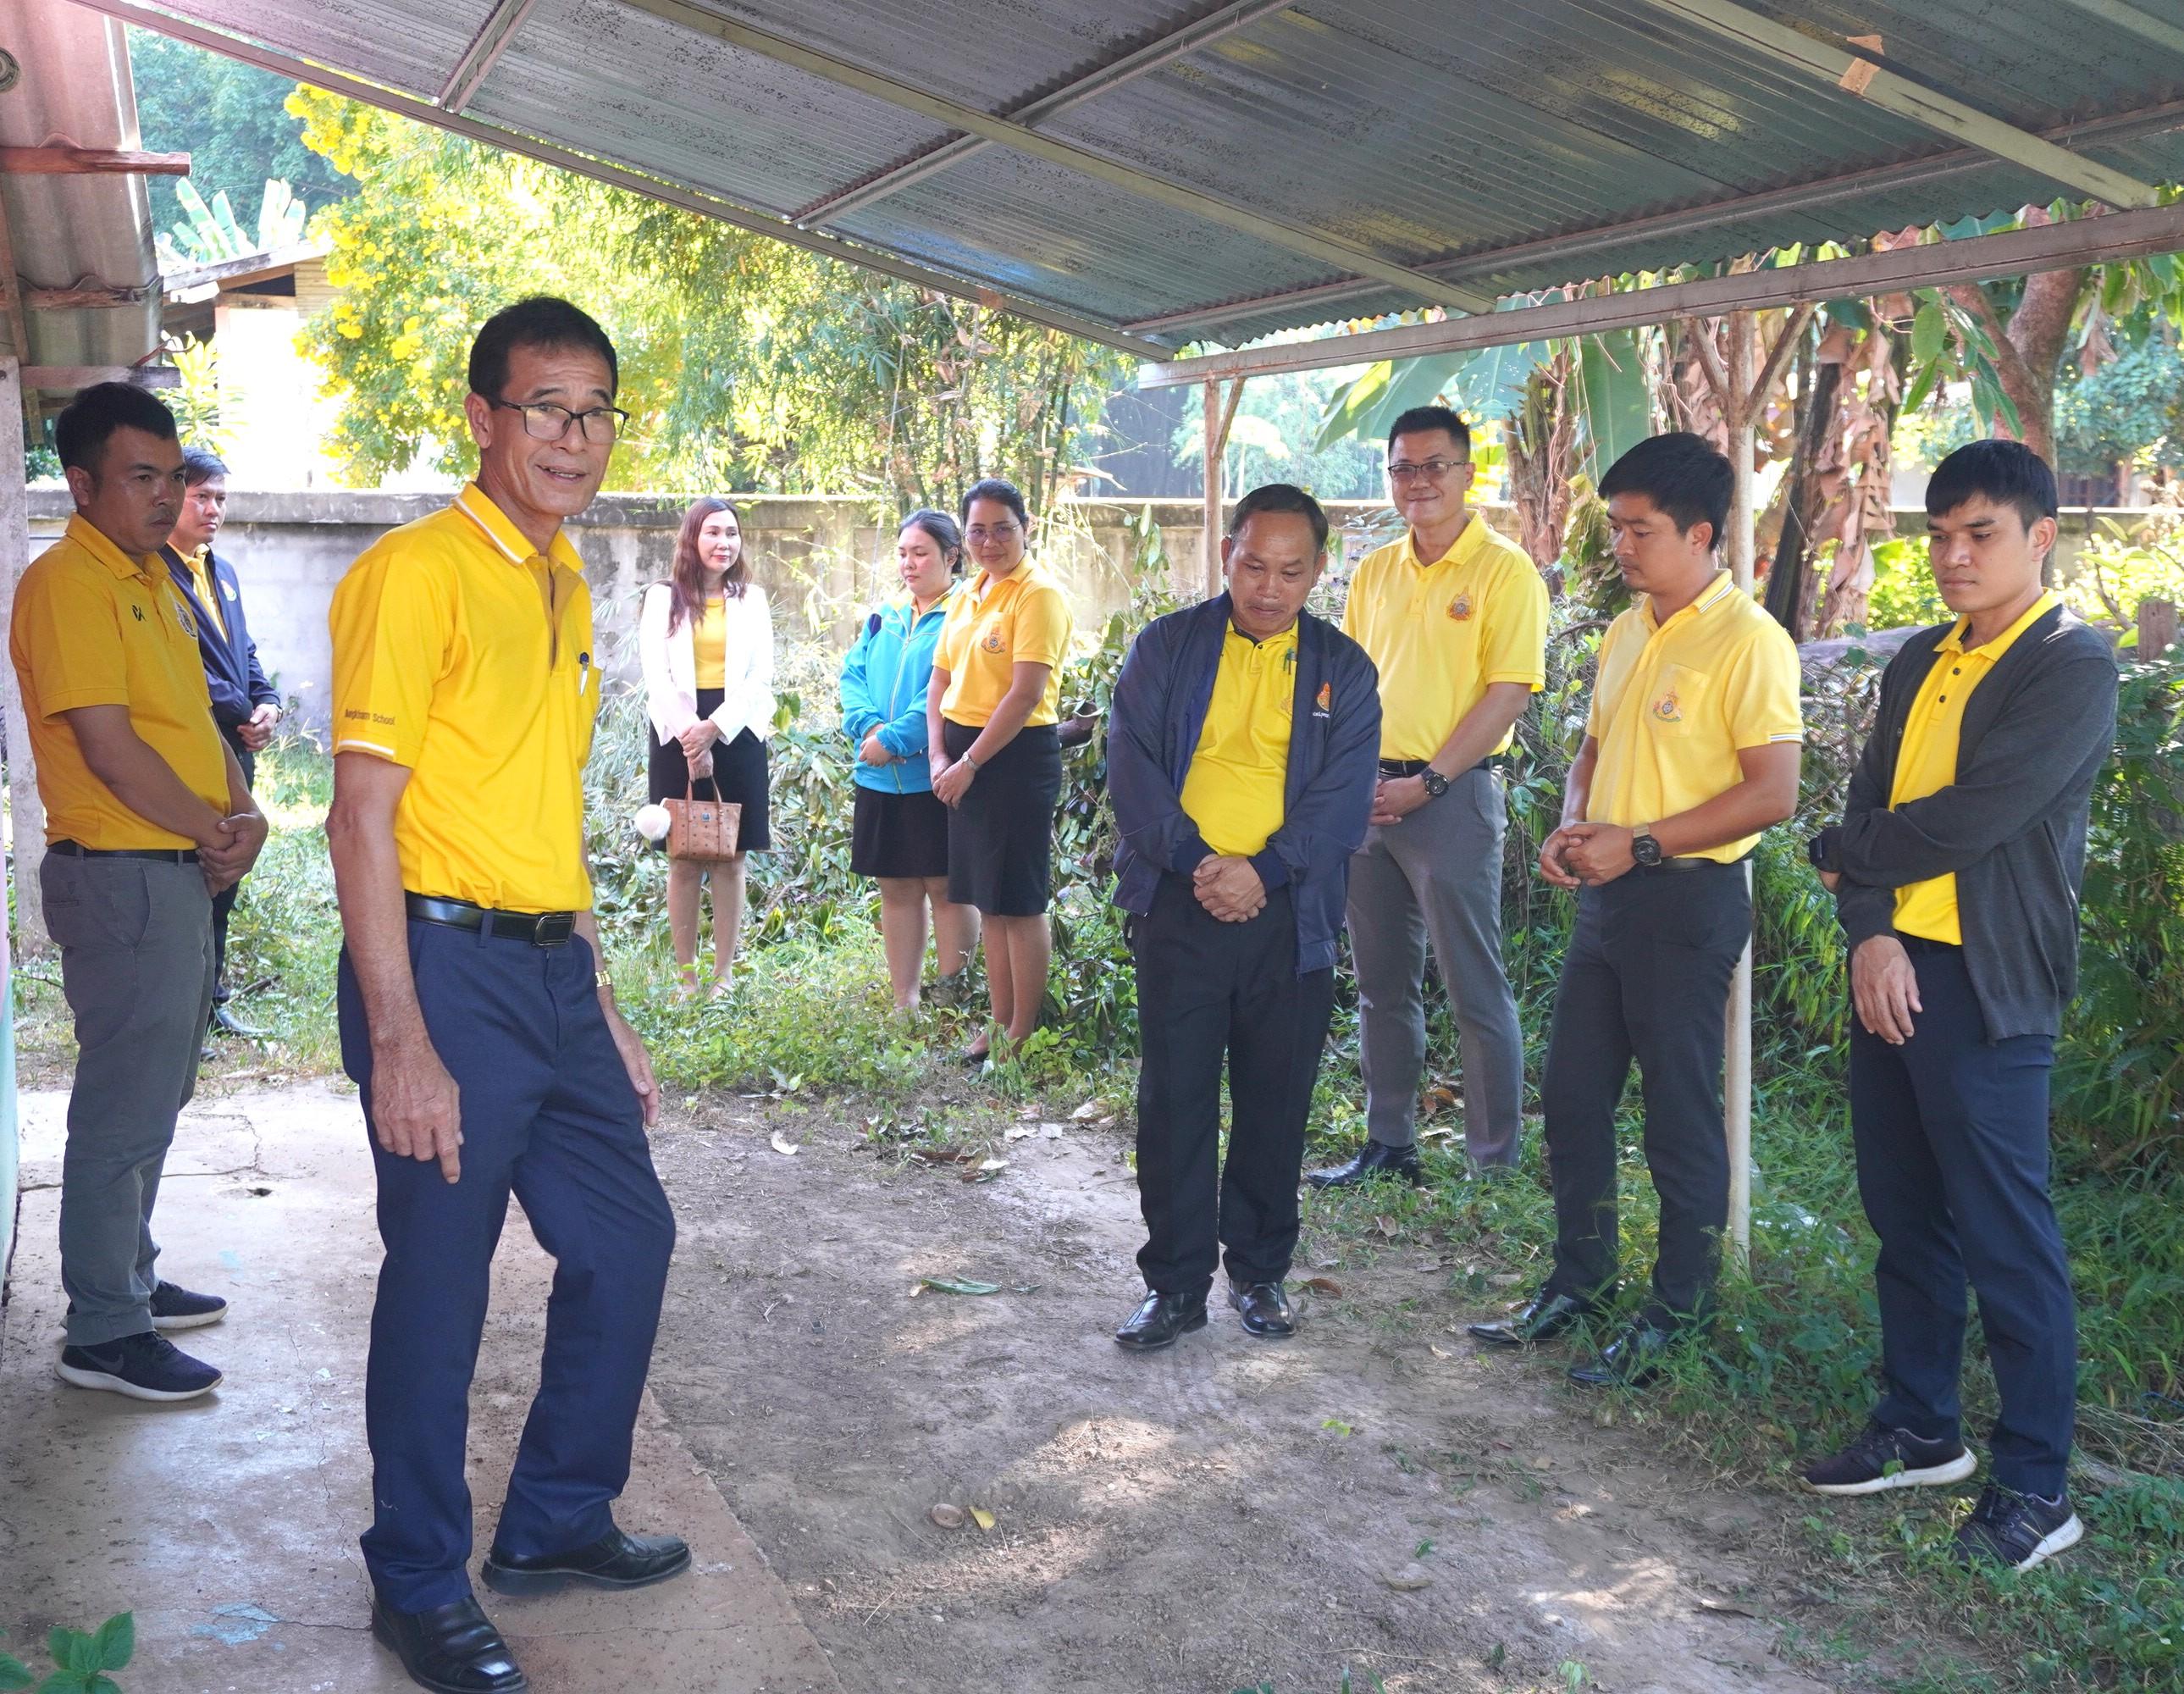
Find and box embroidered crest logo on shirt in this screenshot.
[1651,688,1683,724]
[981,629,1007,654]
[1447,592,1474,621]
[1313,680,1332,716]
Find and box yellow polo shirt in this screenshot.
[1586,572,1804,863]
[1179,623,1297,858]
[935,562,1073,728]
[1890,590,2061,944]
[1343,518,1547,761]
[693,595,727,689]
[8,516,229,850]
[178,545,227,639]
[329,484,600,913]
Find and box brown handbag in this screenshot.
[666,764,741,861]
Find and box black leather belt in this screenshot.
[1379,757,1494,779]
[405,893,577,945]
[48,839,197,864]
[1631,855,1744,875]
[1899,934,1961,955]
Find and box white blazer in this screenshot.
[639,580,777,759]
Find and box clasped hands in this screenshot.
[1194,854,1264,922]
[200,809,268,896]
[677,716,721,778]
[236,701,280,753]
[1537,822,1636,889]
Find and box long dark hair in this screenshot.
[668,495,747,632]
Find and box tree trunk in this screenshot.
[1763,352,1841,639]
[1946,263,2085,464]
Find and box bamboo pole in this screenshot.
[1724,310,1756,1270]
[1201,378,1244,597]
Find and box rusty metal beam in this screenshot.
[0,144,190,176]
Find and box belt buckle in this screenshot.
[531,912,573,947]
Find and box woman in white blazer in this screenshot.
[639,496,775,997]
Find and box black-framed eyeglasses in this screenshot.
[1387,457,1470,484]
[489,398,630,445]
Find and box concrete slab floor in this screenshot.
[0,1080,843,1694]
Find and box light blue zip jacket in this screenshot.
[838,587,956,794]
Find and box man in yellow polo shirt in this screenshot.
[8,383,266,1403]
[324,298,682,1694]
[1802,442,2115,1573]
[1310,405,1548,1188]
[1468,433,1801,1387]
[1107,485,1380,1350]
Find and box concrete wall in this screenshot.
[24,490,1428,730]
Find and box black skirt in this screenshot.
[647,687,771,851]
[942,718,1061,916]
[852,785,951,880]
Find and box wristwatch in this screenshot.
[1807,830,1840,874]
[1419,767,1450,800]
[960,750,981,774]
[1631,828,1663,867]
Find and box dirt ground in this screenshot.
[645,1092,1882,1694]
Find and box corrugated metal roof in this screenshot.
[75,0,2184,356]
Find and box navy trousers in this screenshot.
[1540,862,1750,1327]
[1132,877,1334,1298]
[1849,939,2074,1497]
[339,922,677,1612]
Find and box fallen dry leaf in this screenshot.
[1695,1598,1755,1619]
[1294,1276,1345,1297]
[911,1144,974,1165]
[1004,1125,1037,1141]
[969,1506,995,1531]
[1374,1215,1399,1237]
[769,1132,799,1157]
[1428,1342,1452,1359]
[1070,1100,1101,1121]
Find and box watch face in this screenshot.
[1422,771,1448,797]
[1634,833,1661,866]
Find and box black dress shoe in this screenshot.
[1467,1287,1611,1348]
[209,1002,267,1038]
[481,1529,691,1597]
[1113,1288,1208,1351]
[369,1595,527,1693]
[1227,1279,1296,1339]
[1568,1318,1677,1388]
[1304,1138,1422,1190]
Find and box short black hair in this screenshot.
[1598,431,1733,550]
[181,446,229,486]
[900,508,965,574]
[53,381,179,473]
[1386,405,1470,459]
[1926,439,2058,530]
[959,477,1029,529]
[467,296,618,401]
[1228,482,1330,553]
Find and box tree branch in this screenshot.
[1680,317,1733,414]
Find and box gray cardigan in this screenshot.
[1816,602,2117,1042]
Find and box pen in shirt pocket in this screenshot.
[577,650,592,695]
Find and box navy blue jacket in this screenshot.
[1109,594,1380,974]
[162,544,278,750]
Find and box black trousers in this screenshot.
[1132,875,1334,1297]
[1540,861,1750,1326]
[1851,940,2073,1497]
[209,744,255,1000]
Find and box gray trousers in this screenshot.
[1345,765,1525,1167]
[41,852,215,1346]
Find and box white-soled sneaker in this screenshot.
[149,1281,229,1331]
[1802,1420,1978,1495]
[56,1331,223,1401]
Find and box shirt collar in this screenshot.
[1642,569,1738,634]
[67,513,161,583]
[1402,517,1484,573]
[971,560,1037,602]
[1938,588,2061,659]
[453,482,584,575]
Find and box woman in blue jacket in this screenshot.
[841,510,978,1010]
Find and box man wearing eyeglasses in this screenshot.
[1309,405,1548,1188]
[327,296,683,1694]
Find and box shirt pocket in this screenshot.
[1640,662,1711,740]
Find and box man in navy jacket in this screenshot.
[1108,484,1380,1350]
[162,448,280,1038]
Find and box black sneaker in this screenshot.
[1952,1483,2082,1573]
[150,1282,229,1331]
[56,1331,223,1402]
[1802,1420,1978,1496]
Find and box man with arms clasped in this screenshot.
[10,383,265,1403]
[1109,484,1380,1348]
[1804,441,2115,1573]
[1309,405,1546,1187]
[327,297,682,1694]
[1469,433,1802,1387]
[162,446,282,1044]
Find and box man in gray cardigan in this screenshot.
[1804,440,2116,1573]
